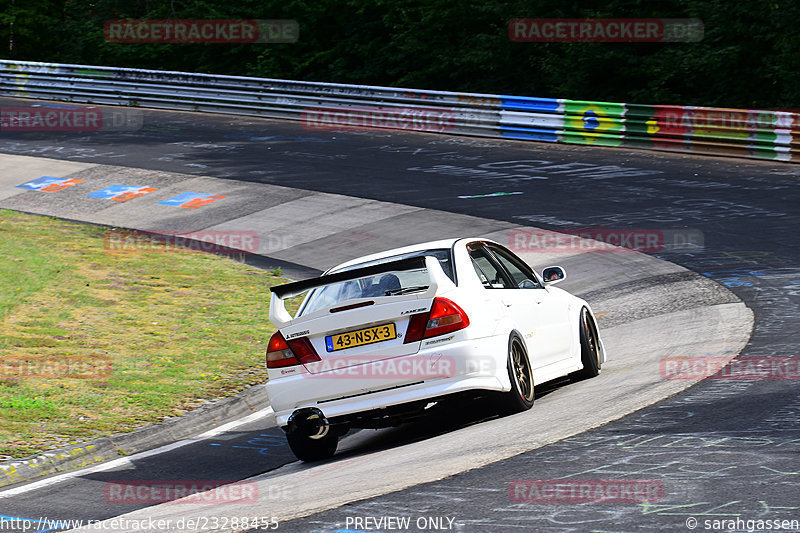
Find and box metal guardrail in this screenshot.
[1,60,798,163]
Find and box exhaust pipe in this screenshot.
[285,408,330,439]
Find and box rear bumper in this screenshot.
[274,374,505,427]
[268,336,506,427]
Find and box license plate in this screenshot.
[325,323,397,352]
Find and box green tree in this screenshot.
[0,0,797,108]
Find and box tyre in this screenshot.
[496,334,535,414]
[571,307,601,381]
[286,430,338,462]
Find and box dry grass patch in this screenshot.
[0,210,299,458]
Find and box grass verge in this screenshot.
[0,210,297,459]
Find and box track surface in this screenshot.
[1,100,798,532]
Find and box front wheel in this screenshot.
[571,307,601,381]
[496,334,535,414]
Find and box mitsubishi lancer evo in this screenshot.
[266,238,606,461]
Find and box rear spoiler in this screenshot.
[269,255,455,328]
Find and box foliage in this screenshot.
[0,0,797,108]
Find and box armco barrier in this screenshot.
[1,60,797,163]
[623,104,798,161]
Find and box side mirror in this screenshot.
[542,266,566,285]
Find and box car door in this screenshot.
[484,244,573,370]
[466,243,548,373]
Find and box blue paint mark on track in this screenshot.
[210,433,288,455]
[15,176,84,191]
[157,192,226,208]
[87,185,155,201]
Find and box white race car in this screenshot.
[266,238,606,461]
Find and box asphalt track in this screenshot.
[0,99,798,532]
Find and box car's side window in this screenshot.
[468,246,512,289]
[487,245,542,289]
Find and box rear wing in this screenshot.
[269,255,455,328]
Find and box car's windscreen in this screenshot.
[298,249,453,316]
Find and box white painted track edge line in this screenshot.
[0,406,274,498]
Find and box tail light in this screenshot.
[266,331,321,369]
[404,297,470,343]
[426,298,470,337]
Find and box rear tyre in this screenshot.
[286,429,338,462]
[497,334,535,414]
[571,307,601,381]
